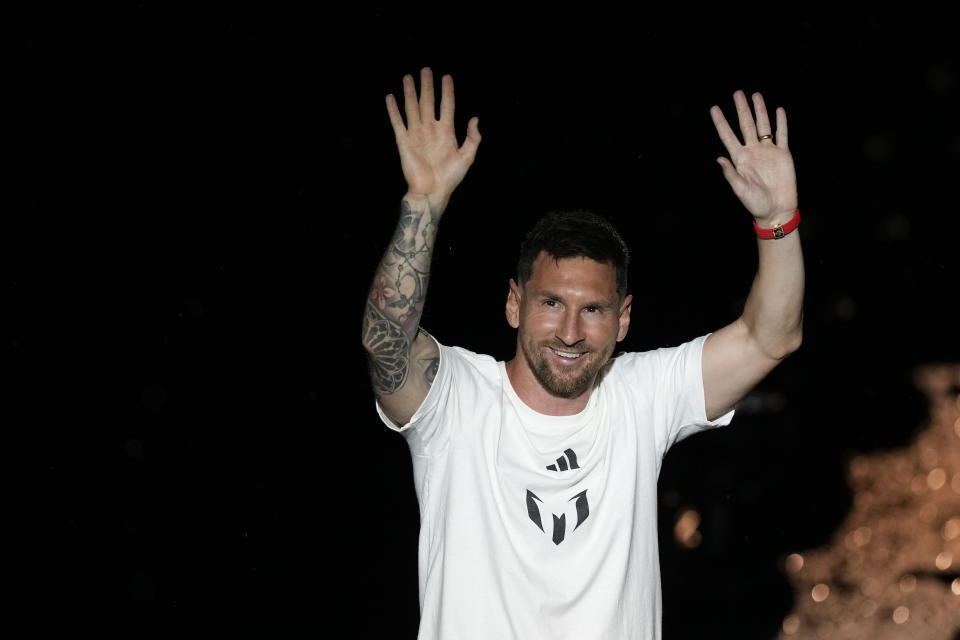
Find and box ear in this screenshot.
[505,279,521,329]
[616,294,632,342]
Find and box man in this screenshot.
[362,67,803,639]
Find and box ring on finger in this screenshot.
[758,134,773,141]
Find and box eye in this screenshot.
[543,299,558,307]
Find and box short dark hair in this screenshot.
[517,210,630,297]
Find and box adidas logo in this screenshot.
[546,448,580,472]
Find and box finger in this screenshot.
[775,107,789,149]
[717,156,747,195]
[710,105,741,156]
[439,74,455,123]
[752,92,773,142]
[733,90,758,143]
[419,67,436,123]
[385,94,406,137]
[402,74,420,128]
[459,116,481,161]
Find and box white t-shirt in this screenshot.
[376,334,734,640]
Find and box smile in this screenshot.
[551,348,584,360]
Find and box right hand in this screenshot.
[386,67,481,212]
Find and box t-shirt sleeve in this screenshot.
[654,333,735,450]
[375,332,456,457]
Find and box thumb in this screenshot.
[716,157,746,193]
[460,116,481,160]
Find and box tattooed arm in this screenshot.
[362,68,480,425]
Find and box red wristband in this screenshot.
[753,209,801,239]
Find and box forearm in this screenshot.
[362,194,442,393]
[739,222,805,359]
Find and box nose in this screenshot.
[556,309,585,347]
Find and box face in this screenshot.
[506,252,632,399]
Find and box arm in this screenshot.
[362,68,481,425]
[701,91,804,420]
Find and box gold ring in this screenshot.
[758,134,773,141]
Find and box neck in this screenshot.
[504,353,594,416]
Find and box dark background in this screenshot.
[18,4,958,638]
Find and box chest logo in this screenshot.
[526,489,590,545]
[545,448,580,472]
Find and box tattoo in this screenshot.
[364,301,411,393]
[362,199,439,393]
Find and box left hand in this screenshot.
[710,91,798,224]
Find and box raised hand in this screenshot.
[386,67,481,214]
[710,91,797,225]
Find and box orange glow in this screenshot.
[777,365,960,640]
[892,606,909,624]
[785,553,804,573]
[673,508,702,549]
[943,518,960,541]
[782,614,800,635]
[927,467,946,490]
[811,583,829,602]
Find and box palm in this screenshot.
[386,69,481,203]
[711,91,798,222]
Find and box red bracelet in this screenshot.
[753,209,801,239]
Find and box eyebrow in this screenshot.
[538,291,617,310]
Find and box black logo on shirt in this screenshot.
[526,489,590,545]
[546,448,580,472]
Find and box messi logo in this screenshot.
[525,489,590,545]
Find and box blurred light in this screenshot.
[910,474,927,494]
[920,447,938,467]
[898,574,916,593]
[927,468,946,490]
[952,578,960,595]
[919,503,938,523]
[811,583,830,602]
[674,509,701,549]
[860,577,879,596]
[785,553,804,573]
[892,606,909,624]
[935,551,953,570]
[782,614,800,635]
[945,518,960,541]
[952,472,960,494]
[859,599,877,617]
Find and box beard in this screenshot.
[519,337,612,399]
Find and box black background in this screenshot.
[17,4,958,638]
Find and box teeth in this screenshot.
[553,349,582,358]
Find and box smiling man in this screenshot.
[362,68,804,640]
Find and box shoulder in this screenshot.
[604,336,710,383]
[436,341,502,388]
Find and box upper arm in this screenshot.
[701,319,784,421]
[369,328,440,426]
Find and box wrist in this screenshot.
[403,191,450,217]
[753,209,798,228]
[753,208,801,239]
